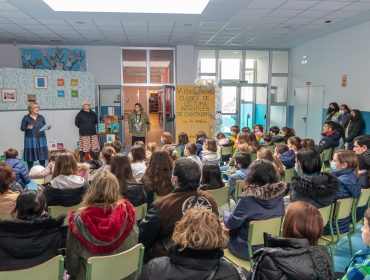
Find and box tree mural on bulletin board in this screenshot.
[20,47,87,71]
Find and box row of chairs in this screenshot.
[222,188,370,272]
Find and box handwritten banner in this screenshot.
[175,85,215,143]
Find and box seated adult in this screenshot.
[4,148,30,188]
[66,171,137,280]
[111,154,147,207]
[141,150,174,206]
[316,121,343,154]
[139,208,249,280]
[0,163,19,214]
[139,158,218,261]
[290,148,339,208]
[223,160,286,260]
[250,201,332,279]
[43,151,88,207]
[0,190,64,271]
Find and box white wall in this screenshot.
[176,45,197,85]
[289,20,370,110]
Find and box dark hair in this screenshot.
[234,152,251,169]
[283,201,323,246]
[201,164,224,189]
[351,109,362,119]
[340,104,350,113]
[301,139,316,151]
[216,132,226,140]
[275,143,289,154]
[327,102,339,115]
[90,149,100,160]
[101,146,115,164]
[281,127,294,137]
[14,190,47,221]
[288,136,302,151]
[269,126,280,135]
[253,124,264,133]
[262,134,272,143]
[185,143,197,155]
[204,139,217,152]
[4,148,18,159]
[247,133,261,152]
[325,121,345,140]
[242,127,251,133]
[246,160,279,185]
[111,140,122,153]
[354,135,370,149]
[178,132,189,146]
[131,145,146,162]
[110,155,136,194]
[0,163,15,194]
[324,120,336,131]
[141,150,174,196]
[173,158,201,190]
[296,148,321,174]
[230,125,240,134]
[134,103,143,110]
[196,131,206,140]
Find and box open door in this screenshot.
[161,85,175,137]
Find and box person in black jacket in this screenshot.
[290,148,339,208]
[75,101,99,162]
[316,121,343,154]
[139,208,248,280]
[249,201,332,280]
[345,109,366,150]
[0,190,64,271]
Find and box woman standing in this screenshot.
[128,103,150,145]
[75,101,99,162]
[345,109,366,150]
[20,102,48,170]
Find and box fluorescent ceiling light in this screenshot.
[43,0,210,14]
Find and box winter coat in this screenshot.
[228,168,248,196]
[138,188,218,261]
[128,111,150,138]
[43,183,86,207]
[346,117,366,150]
[67,199,138,280]
[123,183,147,207]
[0,190,19,214]
[325,111,340,122]
[50,174,89,190]
[201,150,221,166]
[86,159,103,171]
[0,215,65,271]
[223,182,286,260]
[342,248,370,280]
[5,158,30,188]
[139,244,248,280]
[338,112,351,129]
[267,134,285,146]
[250,234,332,280]
[74,109,98,136]
[279,150,295,169]
[290,173,340,209]
[334,168,361,200]
[196,137,208,158]
[316,130,341,154]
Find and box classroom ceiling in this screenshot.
[1,0,370,48]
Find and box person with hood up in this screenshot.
[0,190,65,271]
[290,148,339,208]
[66,171,137,280]
[75,101,98,162]
[223,160,286,260]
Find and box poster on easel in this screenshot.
[175,85,215,143]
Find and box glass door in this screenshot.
[219,85,238,134]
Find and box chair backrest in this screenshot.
[357,188,370,208]
[220,146,233,156]
[135,203,147,222]
[283,168,295,183]
[336,197,355,220]
[206,186,230,207]
[175,146,182,157]
[318,204,334,227]
[153,193,162,201]
[248,216,282,245]
[0,255,64,280]
[86,244,144,280]
[235,180,245,202]
[250,152,257,162]
[48,202,83,226]
[0,212,12,220]
[321,148,334,173]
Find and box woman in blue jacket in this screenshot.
[223,160,286,260]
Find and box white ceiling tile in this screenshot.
[298,9,331,17]
[325,10,360,19]
[38,19,67,24]
[268,9,302,17]
[73,25,98,31]
[248,0,287,9]
[121,21,147,27]
[311,1,352,10]
[236,8,272,17]
[0,11,30,18]
[0,3,20,11]
[93,20,121,26]
[98,25,123,31]
[341,2,370,11]
[284,17,316,24]
[46,25,75,31]
[279,1,319,10]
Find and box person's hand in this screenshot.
[221,222,230,233]
[27,124,33,129]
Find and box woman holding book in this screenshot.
[20,102,49,170]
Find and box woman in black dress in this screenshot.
[20,102,49,170]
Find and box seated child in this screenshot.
[228,153,251,199]
[4,148,30,188]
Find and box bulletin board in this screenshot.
[175,85,215,142]
[0,68,95,111]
